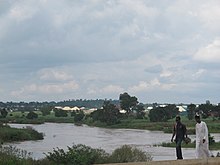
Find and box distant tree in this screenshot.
[91,101,120,125]
[198,104,213,119]
[187,104,196,120]
[212,104,220,119]
[40,106,52,116]
[74,111,85,123]
[0,108,8,118]
[148,107,165,122]
[54,109,68,117]
[132,103,146,119]
[148,105,178,122]
[119,92,138,115]
[71,111,76,117]
[164,104,179,119]
[26,111,38,119]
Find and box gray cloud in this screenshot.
[1,0,220,104]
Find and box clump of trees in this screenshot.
[90,101,121,125]
[89,92,146,125]
[119,92,145,119]
[187,103,220,120]
[54,109,68,117]
[148,104,179,122]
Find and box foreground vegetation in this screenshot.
[0,144,152,165]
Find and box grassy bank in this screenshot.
[0,125,43,143]
[86,117,220,134]
[158,141,220,150]
[2,111,220,134]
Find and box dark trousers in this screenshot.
[176,139,183,159]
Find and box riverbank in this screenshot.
[158,141,220,150]
[2,111,220,133]
[0,124,43,144]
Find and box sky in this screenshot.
[0,0,220,104]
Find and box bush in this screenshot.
[0,145,52,165]
[46,144,152,165]
[46,144,109,165]
[109,145,152,163]
[54,109,68,117]
[26,111,38,119]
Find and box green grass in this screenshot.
[3,112,220,134]
[158,141,220,150]
[0,125,43,143]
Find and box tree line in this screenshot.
[1,93,220,125]
[0,99,119,111]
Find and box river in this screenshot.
[7,123,220,161]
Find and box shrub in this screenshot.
[0,146,52,165]
[46,144,152,164]
[46,144,109,165]
[108,145,152,163]
[26,111,38,119]
[54,109,68,117]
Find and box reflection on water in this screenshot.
[7,123,219,161]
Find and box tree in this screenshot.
[132,103,146,119]
[91,101,120,125]
[119,92,138,115]
[26,111,38,119]
[74,111,85,123]
[148,107,166,122]
[187,104,196,120]
[148,105,178,122]
[0,108,8,118]
[40,106,52,116]
[54,109,68,117]
[198,104,213,119]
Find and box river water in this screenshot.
[7,123,220,161]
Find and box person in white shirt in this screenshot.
[195,114,210,158]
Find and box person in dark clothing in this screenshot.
[171,115,187,159]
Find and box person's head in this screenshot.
[195,113,201,123]
[175,115,181,122]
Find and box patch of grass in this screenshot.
[0,125,43,143]
[158,141,220,150]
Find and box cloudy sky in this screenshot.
[1,0,220,104]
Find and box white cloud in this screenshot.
[192,69,206,80]
[128,78,177,94]
[1,0,220,103]
[11,81,79,97]
[87,85,124,95]
[101,85,124,94]
[197,2,220,31]
[194,39,220,62]
[9,2,37,22]
[38,68,73,81]
[160,70,173,78]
